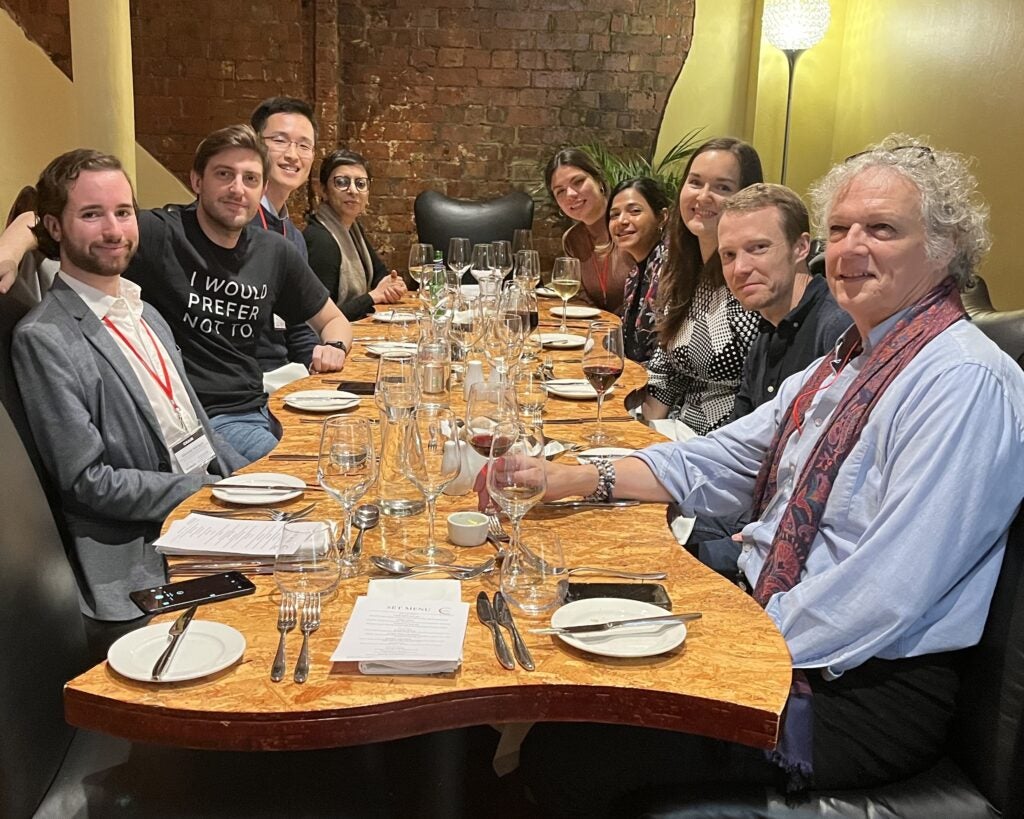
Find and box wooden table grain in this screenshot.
[63,298,792,752]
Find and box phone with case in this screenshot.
[129,571,256,615]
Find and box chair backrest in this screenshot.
[962,275,1024,367]
[0,400,88,818]
[413,190,534,280]
[949,506,1024,813]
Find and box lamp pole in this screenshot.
[780,48,805,185]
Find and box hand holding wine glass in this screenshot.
[550,256,581,334]
[487,420,546,560]
[582,320,625,444]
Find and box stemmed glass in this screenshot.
[487,419,546,561]
[513,367,548,427]
[492,240,514,281]
[409,243,434,306]
[550,256,581,334]
[374,351,418,419]
[512,228,533,260]
[317,416,377,577]
[582,320,625,445]
[482,311,523,380]
[514,249,542,292]
[274,521,342,602]
[447,237,471,287]
[402,406,463,564]
[470,243,496,288]
[449,293,483,382]
[501,280,539,362]
[465,381,518,460]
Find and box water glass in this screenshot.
[374,351,418,419]
[275,521,342,597]
[500,525,566,615]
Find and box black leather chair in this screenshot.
[413,190,534,282]
[629,507,1024,819]
[963,275,1024,367]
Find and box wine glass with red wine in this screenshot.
[464,381,519,459]
[582,320,625,445]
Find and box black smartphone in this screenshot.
[129,571,256,615]
[564,582,672,610]
[335,381,376,395]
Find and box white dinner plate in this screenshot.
[536,286,559,298]
[373,310,418,324]
[107,619,246,683]
[211,473,306,505]
[576,447,635,463]
[543,380,617,400]
[365,342,418,358]
[550,598,687,658]
[283,390,361,413]
[550,305,601,319]
[538,333,587,349]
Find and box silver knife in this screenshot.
[530,612,702,635]
[540,500,640,509]
[151,604,199,680]
[493,592,535,671]
[476,592,515,670]
[212,483,324,492]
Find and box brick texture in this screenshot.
[7,0,694,270]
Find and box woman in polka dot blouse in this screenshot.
[643,138,764,435]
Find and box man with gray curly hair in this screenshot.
[516,135,1024,810]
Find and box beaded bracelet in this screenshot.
[583,456,616,503]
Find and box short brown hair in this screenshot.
[720,183,810,246]
[192,124,270,181]
[32,149,132,260]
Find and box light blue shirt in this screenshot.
[635,313,1024,675]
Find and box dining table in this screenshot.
[63,293,793,754]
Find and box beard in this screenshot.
[62,238,136,278]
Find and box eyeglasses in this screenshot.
[263,135,315,157]
[331,175,370,192]
[845,145,934,163]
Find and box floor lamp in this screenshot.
[762,0,831,184]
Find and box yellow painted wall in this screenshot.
[1,10,188,218]
[660,0,1024,307]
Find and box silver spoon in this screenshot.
[371,555,496,577]
[350,504,380,558]
[400,561,496,580]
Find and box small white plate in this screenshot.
[365,342,418,358]
[373,310,418,323]
[538,333,587,349]
[536,287,559,298]
[107,619,246,683]
[550,305,601,319]
[211,473,306,505]
[576,447,635,463]
[543,380,616,400]
[550,598,687,658]
[284,390,361,413]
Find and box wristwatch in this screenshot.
[323,340,348,354]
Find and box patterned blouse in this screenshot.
[621,238,667,363]
[646,277,760,435]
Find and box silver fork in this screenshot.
[270,594,297,682]
[486,513,510,544]
[293,594,322,684]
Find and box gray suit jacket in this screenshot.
[12,279,244,620]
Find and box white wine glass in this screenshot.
[550,256,582,334]
[582,320,625,445]
[317,416,377,577]
[447,237,471,288]
[402,406,463,564]
[408,243,434,306]
[274,521,342,599]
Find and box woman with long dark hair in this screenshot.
[544,149,634,314]
[643,137,764,434]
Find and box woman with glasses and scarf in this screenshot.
[303,149,406,321]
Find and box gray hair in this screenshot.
[809,134,990,288]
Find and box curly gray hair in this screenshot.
[809,134,990,288]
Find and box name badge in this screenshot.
[171,427,217,474]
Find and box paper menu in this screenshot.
[154,515,290,556]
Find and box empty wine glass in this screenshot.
[482,311,523,380]
[550,256,582,334]
[470,243,496,288]
[408,243,434,304]
[512,228,533,259]
[492,240,514,281]
[374,351,418,419]
[449,293,483,381]
[501,525,566,615]
[501,280,539,362]
[513,367,548,426]
[317,416,377,577]
[402,406,463,564]
[514,249,542,292]
[275,521,342,598]
[487,420,546,562]
[447,237,471,287]
[582,320,625,444]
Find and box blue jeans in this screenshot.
[209,406,280,465]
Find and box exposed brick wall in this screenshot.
[2,0,72,78]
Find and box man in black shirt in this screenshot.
[687,183,848,574]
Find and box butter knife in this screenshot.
[476,592,515,670]
[493,592,535,671]
[530,612,701,635]
[151,604,198,680]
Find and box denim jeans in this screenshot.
[208,406,280,465]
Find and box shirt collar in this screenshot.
[767,275,829,335]
[260,194,288,220]
[59,271,144,322]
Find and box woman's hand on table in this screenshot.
[371,272,407,304]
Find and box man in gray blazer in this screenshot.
[11,149,242,628]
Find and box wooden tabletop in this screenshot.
[63,296,792,752]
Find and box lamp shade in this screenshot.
[762,0,830,51]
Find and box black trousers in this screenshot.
[518,652,964,818]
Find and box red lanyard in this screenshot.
[594,251,610,304]
[258,207,286,236]
[102,316,180,412]
[790,338,860,433]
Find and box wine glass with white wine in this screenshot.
[549,256,581,334]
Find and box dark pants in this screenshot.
[519,652,964,818]
[680,509,749,578]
